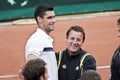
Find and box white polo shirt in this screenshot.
[25,28,58,80]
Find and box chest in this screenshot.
[60,55,81,71]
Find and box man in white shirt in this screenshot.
[19,4,58,80]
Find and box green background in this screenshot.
[0,0,120,21]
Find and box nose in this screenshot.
[73,39,78,44]
[72,40,78,47]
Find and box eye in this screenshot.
[47,16,55,19]
[47,16,52,19]
[53,16,55,18]
[70,37,74,40]
[77,38,81,42]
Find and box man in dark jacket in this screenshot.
[110,18,120,80]
[56,26,96,80]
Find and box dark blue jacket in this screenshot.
[110,45,120,80]
[56,48,96,80]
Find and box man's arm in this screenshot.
[83,55,96,71]
[26,53,38,62]
[110,54,118,80]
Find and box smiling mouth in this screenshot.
[71,45,78,49]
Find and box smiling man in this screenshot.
[56,25,96,80]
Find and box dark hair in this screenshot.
[66,25,85,42]
[22,59,46,80]
[34,4,54,23]
[80,70,101,80]
[117,18,120,25]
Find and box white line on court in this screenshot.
[97,65,110,69]
[0,65,110,78]
[0,74,18,78]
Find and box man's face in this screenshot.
[40,66,48,80]
[66,30,84,55]
[44,66,48,80]
[38,11,56,34]
[117,23,120,37]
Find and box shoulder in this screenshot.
[27,29,49,45]
[113,45,120,59]
[55,50,65,55]
[55,50,66,58]
[82,52,96,63]
[80,49,94,58]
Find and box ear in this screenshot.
[37,16,42,23]
[65,38,68,43]
[81,41,84,46]
[39,76,44,80]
